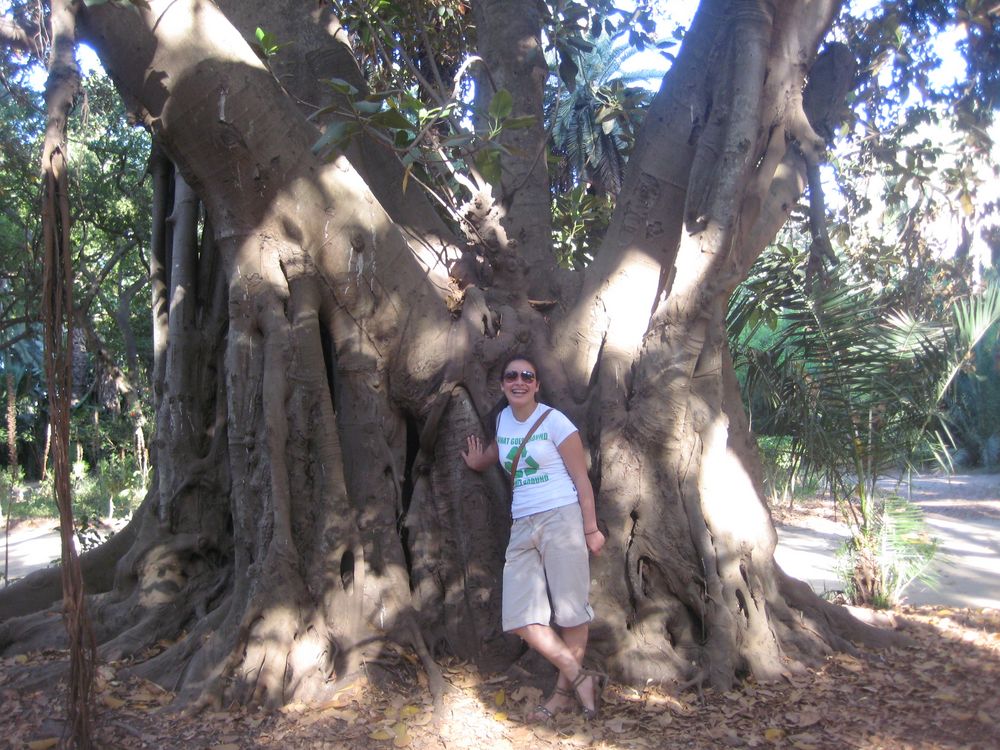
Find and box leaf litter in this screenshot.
[0,606,997,749]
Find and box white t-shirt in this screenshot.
[496,403,580,519]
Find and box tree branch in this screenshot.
[800,145,840,285]
[0,13,42,56]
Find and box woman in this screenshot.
[461,355,606,721]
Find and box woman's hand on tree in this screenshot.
[461,435,497,471]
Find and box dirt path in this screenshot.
[773,472,1000,609]
[0,517,125,584]
[1,520,63,582]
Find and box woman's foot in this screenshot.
[570,670,604,720]
[525,687,575,723]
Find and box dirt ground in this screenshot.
[773,473,1000,609]
[2,605,998,750]
[1,474,999,749]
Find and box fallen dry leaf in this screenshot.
[932,690,960,703]
[101,694,126,709]
[795,709,822,727]
[3,601,999,750]
[605,717,632,733]
[510,685,539,703]
[392,721,410,747]
[764,727,785,742]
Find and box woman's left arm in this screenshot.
[558,432,605,555]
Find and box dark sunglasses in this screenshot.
[503,369,536,384]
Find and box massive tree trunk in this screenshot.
[0,0,897,706]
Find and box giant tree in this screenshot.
[5,0,988,709]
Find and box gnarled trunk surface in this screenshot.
[0,0,898,707]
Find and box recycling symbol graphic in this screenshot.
[505,445,540,478]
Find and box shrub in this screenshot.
[835,494,938,608]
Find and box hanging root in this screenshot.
[403,613,447,711]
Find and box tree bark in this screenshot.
[0,0,903,707]
[471,0,556,297]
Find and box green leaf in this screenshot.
[441,133,475,148]
[254,27,284,57]
[502,116,536,130]
[312,121,359,156]
[369,109,413,130]
[564,36,595,53]
[473,148,502,186]
[398,92,424,112]
[488,89,514,120]
[352,100,383,116]
[393,129,414,148]
[322,78,359,97]
[558,54,579,93]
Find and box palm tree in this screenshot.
[729,246,1000,605]
[546,35,660,196]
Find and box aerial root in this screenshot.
[403,615,447,713]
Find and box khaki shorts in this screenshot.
[502,502,594,631]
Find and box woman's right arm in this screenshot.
[461,435,499,472]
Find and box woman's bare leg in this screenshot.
[514,623,596,715]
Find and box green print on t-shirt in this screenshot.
[503,445,546,486]
[497,431,549,446]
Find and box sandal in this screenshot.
[526,686,575,723]
[526,704,557,723]
[570,669,607,720]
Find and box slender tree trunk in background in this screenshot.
[0,0,900,708]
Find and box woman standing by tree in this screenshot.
[461,355,606,721]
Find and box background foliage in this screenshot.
[1,53,151,521]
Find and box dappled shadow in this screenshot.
[878,474,1000,521]
[773,522,850,597]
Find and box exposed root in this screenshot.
[776,566,904,651]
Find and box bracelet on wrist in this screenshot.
[584,529,600,535]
